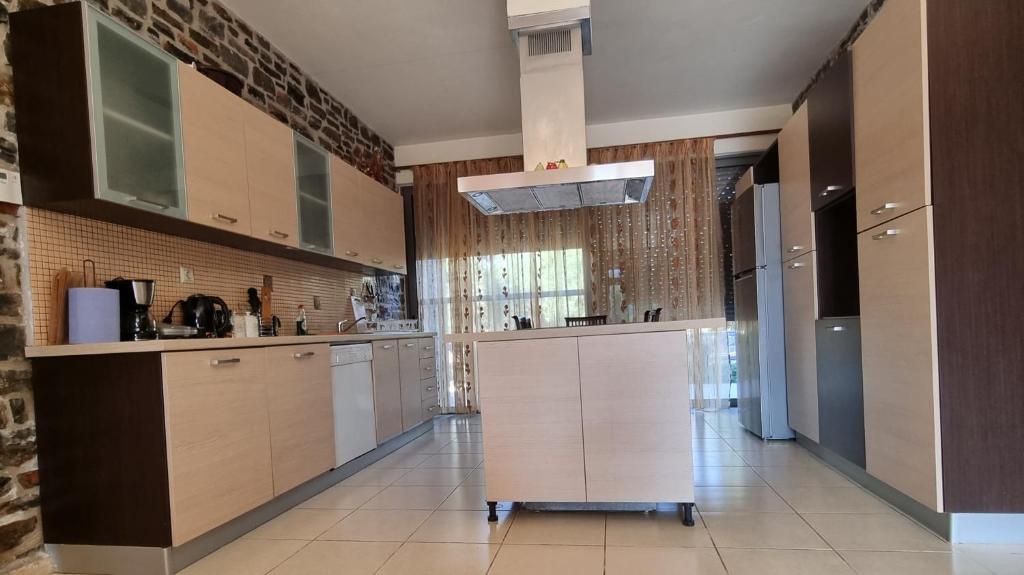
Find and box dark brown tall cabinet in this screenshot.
[807,51,855,212]
[853,0,1024,513]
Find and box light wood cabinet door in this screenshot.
[331,157,375,264]
[377,182,407,274]
[859,207,942,510]
[162,348,273,545]
[399,340,424,431]
[578,332,694,503]
[783,251,820,441]
[372,340,404,442]
[778,103,814,261]
[245,104,298,247]
[853,0,931,232]
[477,337,586,502]
[266,344,335,495]
[178,63,252,235]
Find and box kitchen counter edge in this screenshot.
[443,318,726,344]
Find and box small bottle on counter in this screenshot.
[296,305,308,336]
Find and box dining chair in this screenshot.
[565,315,608,327]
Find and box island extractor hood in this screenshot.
[457,1,654,215]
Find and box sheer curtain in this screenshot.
[412,138,728,413]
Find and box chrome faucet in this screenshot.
[338,317,367,333]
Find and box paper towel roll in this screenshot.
[69,288,120,344]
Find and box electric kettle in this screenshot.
[165,294,232,338]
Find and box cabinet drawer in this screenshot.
[418,338,436,359]
[858,207,942,510]
[419,357,436,381]
[853,0,930,232]
[422,381,439,402]
[782,251,820,441]
[161,347,273,545]
[265,344,334,495]
[779,103,815,260]
[421,398,440,421]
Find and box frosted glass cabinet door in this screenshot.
[294,136,334,254]
[87,8,186,218]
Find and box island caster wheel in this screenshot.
[681,503,695,527]
[487,501,498,523]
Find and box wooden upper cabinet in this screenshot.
[859,207,942,511]
[376,182,408,274]
[331,157,374,265]
[808,51,855,212]
[245,104,298,247]
[178,63,252,235]
[778,103,814,260]
[853,0,930,232]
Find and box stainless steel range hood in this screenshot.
[457,0,655,215]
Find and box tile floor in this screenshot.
[146,410,1022,574]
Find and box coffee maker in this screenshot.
[105,279,158,341]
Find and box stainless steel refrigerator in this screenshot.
[731,182,793,439]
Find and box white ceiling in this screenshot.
[221,0,870,146]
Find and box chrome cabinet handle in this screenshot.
[381,344,394,350]
[786,245,805,253]
[427,405,438,412]
[211,358,241,366]
[213,213,238,224]
[423,365,433,371]
[393,264,405,270]
[126,196,169,210]
[425,386,435,392]
[345,250,359,257]
[787,262,806,269]
[872,229,900,241]
[819,185,844,198]
[404,343,416,348]
[828,325,847,332]
[270,230,290,239]
[870,202,899,215]
[423,345,434,351]
[371,258,384,264]
[293,351,316,359]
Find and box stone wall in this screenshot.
[0,0,396,570]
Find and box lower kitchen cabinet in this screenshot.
[815,318,865,468]
[399,340,423,432]
[372,340,404,442]
[266,344,335,495]
[162,347,274,546]
[782,251,820,441]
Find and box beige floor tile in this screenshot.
[694,466,767,486]
[245,509,351,541]
[736,449,824,467]
[179,539,306,575]
[504,511,606,546]
[695,485,793,513]
[692,450,749,466]
[267,541,399,575]
[298,485,383,510]
[605,547,727,575]
[392,467,472,486]
[720,548,855,574]
[803,513,950,552]
[439,484,513,511]
[437,442,485,454]
[409,510,513,543]
[840,550,992,574]
[691,437,735,451]
[724,435,799,451]
[376,542,498,575]
[362,485,456,510]
[487,545,604,575]
[417,453,484,468]
[701,512,829,549]
[462,469,487,486]
[774,486,894,514]
[752,465,855,487]
[318,509,432,542]
[341,467,410,487]
[959,546,1024,575]
[446,432,484,443]
[374,452,433,468]
[605,510,714,547]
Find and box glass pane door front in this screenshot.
[294,136,333,254]
[88,8,186,218]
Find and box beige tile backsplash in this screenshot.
[26,208,394,345]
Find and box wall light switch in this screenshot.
[179,266,194,283]
[0,169,23,206]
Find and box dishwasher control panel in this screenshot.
[330,343,373,366]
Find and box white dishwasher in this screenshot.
[331,343,378,467]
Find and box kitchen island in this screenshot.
[447,318,725,525]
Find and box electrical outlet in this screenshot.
[313,296,322,310]
[0,169,22,205]
[179,266,194,283]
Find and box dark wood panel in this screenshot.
[816,317,865,468]
[33,353,173,546]
[10,3,96,204]
[808,51,855,211]
[814,193,859,318]
[753,142,779,185]
[731,187,756,275]
[929,0,1024,512]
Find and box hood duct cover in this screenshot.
[457,1,655,215]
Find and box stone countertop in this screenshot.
[24,331,438,358]
[443,318,726,344]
